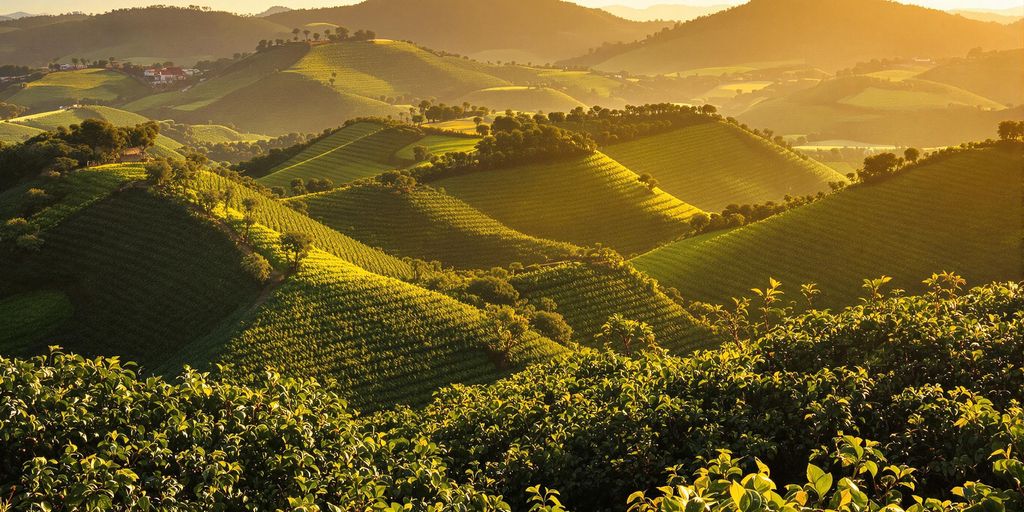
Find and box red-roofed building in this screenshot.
[144,67,189,84]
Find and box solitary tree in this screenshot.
[904,147,920,163]
[241,197,258,242]
[280,232,313,270]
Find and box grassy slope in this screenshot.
[435,152,702,256]
[288,40,508,99]
[1,188,260,370]
[633,146,1023,308]
[303,184,579,269]
[602,122,845,211]
[2,69,149,110]
[458,86,586,113]
[511,262,715,353]
[259,124,422,188]
[395,134,479,162]
[212,222,566,411]
[0,121,42,143]
[195,172,412,279]
[8,106,184,159]
[917,49,1024,106]
[187,124,269,144]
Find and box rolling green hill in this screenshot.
[632,145,1023,308]
[564,0,1023,74]
[7,106,184,159]
[0,186,260,369]
[917,49,1024,106]
[394,134,479,161]
[434,152,702,256]
[185,124,269,144]
[303,183,579,269]
[458,86,586,113]
[1,69,149,111]
[602,121,846,211]
[738,75,1020,146]
[511,262,714,353]
[0,120,42,143]
[258,123,422,188]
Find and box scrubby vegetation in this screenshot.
[3,279,1024,509]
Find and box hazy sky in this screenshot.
[6,0,1023,16]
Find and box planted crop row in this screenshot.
[603,121,843,211]
[633,147,1023,308]
[436,152,702,256]
[305,184,579,269]
[512,262,715,353]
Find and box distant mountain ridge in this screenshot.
[563,0,1024,74]
[601,3,730,22]
[266,0,671,63]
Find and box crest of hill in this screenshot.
[917,49,1024,106]
[458,86,587,114]
[601,120,845,211]
[434,152,702,256]
[266,0,671,64]
[632,144,1024,308]
[0,69,149,111]
[738,75,1019,146]
[302,183,579,270]
[0,7,289,66]
[564,0,1023,75]
[6,106,184,159]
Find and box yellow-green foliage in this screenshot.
[304,184,578,269]
[3,188,259,369]
[0,164,146,230]
[187,124,269,144]
[458,86,586,113]
[9,106,183,159]
[2,69,148,110]
[0,121,42,143]
[633,147,1023,307]
[603,122,845,211]
[219,225,566,410]
[195,172,412,279]
[259,123,421,188]
[511,262,714,353]
[436,152,702,255]
[288,40,508,99]
[394,134,479,162]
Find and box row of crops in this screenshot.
[512,262,715,353]
[7,188,260,369]
[196,172,412,278]
[435,152,703,256]
[304,184,579,269]
[0,164,145,229]
[219,222,567,410]
[259,123,423,188]
[288,40,508,100]
[602,121,843,211]
[633,147,1023,308]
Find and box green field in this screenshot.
[215,225,566,411]
[187,124,269,144]
[602,122,845,211]
[633,146,1023,308]
[259,123,422,188]
[8,106,184,159]
[435,152,702,255]
[0,290,73,352]
[511,263,714,353]
[394,134,480,162]
[0,120,42,143]
[304,184,579,269]
[458,86,586,113]
[2,69,149,110]
[1,188,260,369]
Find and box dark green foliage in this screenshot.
[530,310,573,344]
[467,275,520,306]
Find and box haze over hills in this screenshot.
[600,3,730,21]
[564,0,1024,74]
[266,0,672,63]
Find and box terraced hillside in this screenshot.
[602,121,845,211]
[633,145,1023,308]
[195,172,412,279]
[303,184,578,269]
[395,134,479,161]
[1,69,148,111]
[511,262,715,353]
[258,123,423,188]
[211,223,566,411]
[435,152,702,256]
[7,106,184,159]
[0,187,260,369]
